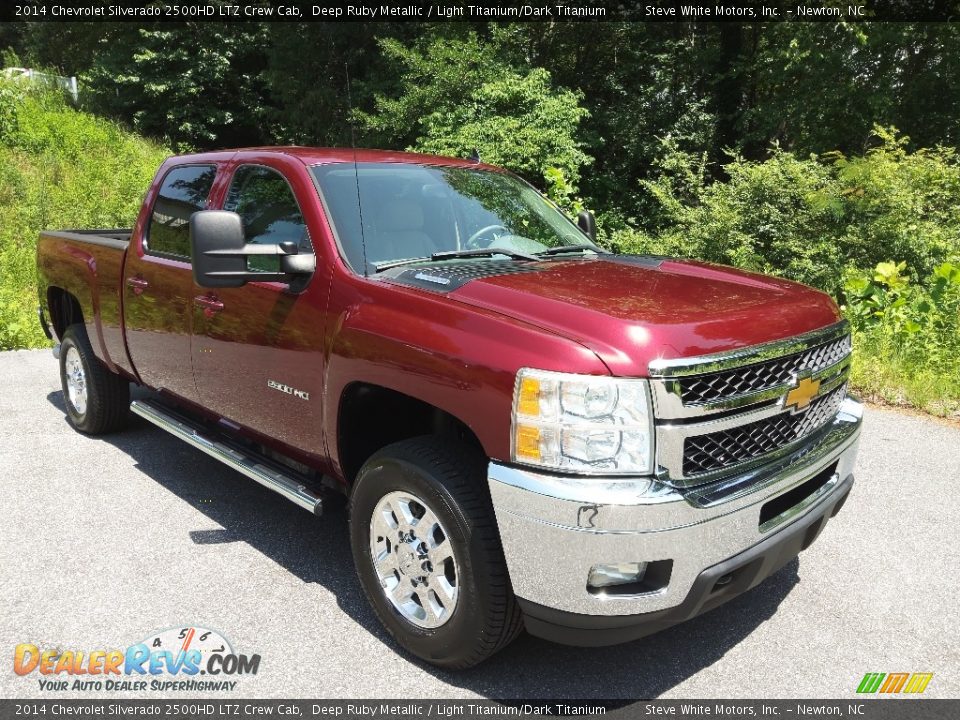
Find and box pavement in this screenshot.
[1,349,958,700]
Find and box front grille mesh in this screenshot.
[682,385,847,476]
[678,335,851,405]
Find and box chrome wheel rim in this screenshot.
[369,490,459,629]
[64,346,87,415]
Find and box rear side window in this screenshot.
[224,165,310,272]
[146,164,216,259]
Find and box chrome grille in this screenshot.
[649,321,854,485]
[678,335,851,405]
[682,385,847,476]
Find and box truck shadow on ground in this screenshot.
[48,389,800,699]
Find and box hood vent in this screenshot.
[385,260,542,292]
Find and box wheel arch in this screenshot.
[336,381,485,487]
[46,286,84,341]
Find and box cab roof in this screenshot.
[167,146,504,172]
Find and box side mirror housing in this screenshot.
[190,210,316,290]
[190,211,247,289]
[577,210,597,242]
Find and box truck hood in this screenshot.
[447,256,842,376]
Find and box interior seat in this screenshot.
[372,200,437,263]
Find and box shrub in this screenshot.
[843,261,960,416]
[614,128,960,296]
[612,129,960,416]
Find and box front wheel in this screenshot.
[349,437,522,668]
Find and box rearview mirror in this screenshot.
[577,210,597,242]
[190,210,316,290]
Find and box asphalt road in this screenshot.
[1,349,958,700]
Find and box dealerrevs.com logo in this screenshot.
[13,626,260,692]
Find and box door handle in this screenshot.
[126,277,149,295]
[194,294,224,318]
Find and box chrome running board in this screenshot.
[130,399,323,515]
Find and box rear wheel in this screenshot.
[59,324,129,434]
[349,436,522,668]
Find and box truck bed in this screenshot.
[36,228,134,377]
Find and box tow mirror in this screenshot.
[576,210,597,242]
[189,210,316,290]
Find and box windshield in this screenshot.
[310,162,599,273]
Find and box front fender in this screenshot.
[323,278,608,475]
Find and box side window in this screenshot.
[224,165,310,272]
[147,165,216,259]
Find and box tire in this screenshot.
[349,436,523,669]
[59,323,129,435]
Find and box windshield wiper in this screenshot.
[373,256,433,272]
[430,248,540,262]
[536,244,606,256]
[372,248,540,273]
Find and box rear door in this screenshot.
[124,163,217,401]
[190,160,327,456]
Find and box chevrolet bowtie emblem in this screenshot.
[784,375,821,413]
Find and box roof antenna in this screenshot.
[469,148,481,163]
[345,61,369,275]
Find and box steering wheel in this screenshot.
[465,224,508,249]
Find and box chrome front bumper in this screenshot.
[488,398,863,624]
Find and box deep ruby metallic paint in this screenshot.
[36,233,132,378]
[450,256,841,377]
[36,147,842,486]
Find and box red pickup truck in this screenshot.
[36,148,862,668]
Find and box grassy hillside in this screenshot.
[0,80,169,349]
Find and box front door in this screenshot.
[191,162,326,455]
[124,163,217,402]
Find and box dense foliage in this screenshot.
[8,22,960,202]
[611,129,960,295]
[844,261,960,416]
[0,80,168,349]
[609,129,960,415]
[2,21,959,415]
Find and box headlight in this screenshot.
[511,368,654,475]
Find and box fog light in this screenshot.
[587,562,648,589]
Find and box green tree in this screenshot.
[491,23,717,221]
[356,33,591,187]
[616,128,960,295]
[82,23,270,149]
[739,23,960,157]
[261,23,413,147]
